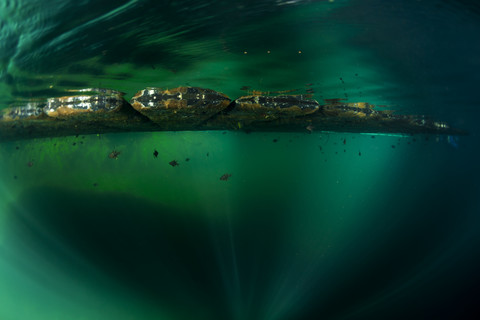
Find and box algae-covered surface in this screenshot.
[1,1,480,319]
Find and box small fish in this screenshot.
[343,138,346,145]
[27,161,34,167]
[169,160,179,167]
[306,125,314,133]
[153,150,159,158]
[220,173,232,181]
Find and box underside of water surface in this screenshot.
[1,1,480,319]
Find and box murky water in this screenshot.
[1,1,480,319]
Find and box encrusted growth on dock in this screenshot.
[0,86,466,141]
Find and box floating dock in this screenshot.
[0,87,466,141]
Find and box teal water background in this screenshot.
[1,1,480,319]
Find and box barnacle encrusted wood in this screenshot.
[42,88,154,131]
[0,102,57,141]
[206,95,320,129]
[44,89,130,120]
[0,88,156,141]
[0,102,45,121]
[130,87,231,129]
[0,86,467,142]
[306,102,453,134]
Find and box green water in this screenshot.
[0,0,432,111]
[1,0,480,319]
[1,130,477,319]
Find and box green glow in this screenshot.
[0,131,420,319]
[1,0,477,318]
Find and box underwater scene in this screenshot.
[1,0,479,319]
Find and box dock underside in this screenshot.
[0,87,466,142]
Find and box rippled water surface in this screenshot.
[1,1,480,319]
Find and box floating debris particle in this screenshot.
[185,158,190,162]
[220,173,232,181]
[273,139,278,143]
[27,161,34,167]
[108,149,121,159]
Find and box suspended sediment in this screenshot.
[0,87,466,141]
